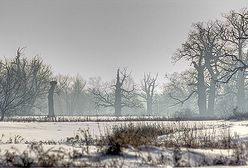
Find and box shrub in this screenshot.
[103,123,176,155]
[3,143,67,167]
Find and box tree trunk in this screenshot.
[198,89,207,116]
[0,112,4,121]
[147,97,152,115]
[207,79,216,115]
[197,68,207,116]
[204,51,217,116]
[237,71,245,110]
[236,43,245,111]
[114,83,122,116]
[48,81,57,117]
[115,69,122,116]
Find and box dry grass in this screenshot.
[159,123,239,149]
[0,121,248,167]
[102,123,174,155]
[2,143,68,167]
[101,122,239,156]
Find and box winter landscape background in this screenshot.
[1,0,248,167]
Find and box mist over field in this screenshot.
[1,0,248,167]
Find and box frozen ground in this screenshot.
[0,120,233,141]
[0,119,248,167]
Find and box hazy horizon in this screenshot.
[1,0,248,84]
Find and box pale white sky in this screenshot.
[0,0,248,83]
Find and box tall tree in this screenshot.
[92,68,140,116]
[140,73,158,115]
[174,24,207,116]
[22,56,52,115]
[219,9,248,111]
[0,48,51,120]
[174,21,226,116]
[194,22,225,115]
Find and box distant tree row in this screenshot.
[0,49,160,119]
[2,8,248,119]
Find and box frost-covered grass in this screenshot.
[0,119,248,167]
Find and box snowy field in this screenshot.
[1,120,248,141]
[0,120,232,141]
[0,119,248,167]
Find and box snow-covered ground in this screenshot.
[0,120,232,141]
[0,119,248,167]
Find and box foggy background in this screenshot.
[1,0,248,84]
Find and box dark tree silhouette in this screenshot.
[174,24,207,116]
[48,81,57,117]
[173,21,227,116]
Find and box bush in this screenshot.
[103,123,176,155]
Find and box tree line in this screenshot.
[0,49,159,119]
[1,8,248,119]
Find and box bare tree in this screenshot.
[0,48,45,120]
[218,9,248,111]
[54,75,89,115]
[22,56,52,115]
[140,73,158,115]
[70,75,87,115]
[194,22,226,115]
[54,75,73,115]
[174,24,207,116]
[173,21,228,116]
[92,68,140,116]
